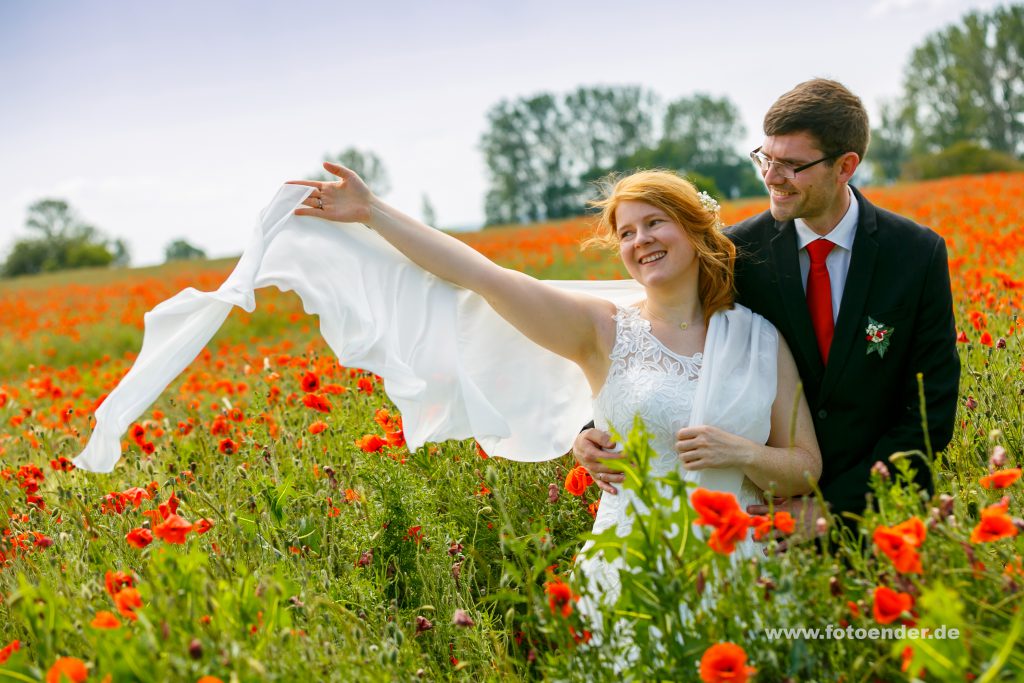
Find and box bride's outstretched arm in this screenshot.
[676,336,822,497]
[288,162,614,379]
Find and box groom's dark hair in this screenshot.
[763,79,870,161]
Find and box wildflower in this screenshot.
[300,371,320,393]
[698,642,756,683]
[980,468,1022,490]
[193,518,214,535]
[154,514,193,544]
[105,570,134,597]
[357,377,374,395]
[302,393,332,413]
[415,615,434,634]
[45,657,88,683]
[405,525,424,543]
[873,517,926,575]
[545,578,577,618]
[114,587,143,621]
[0,640,20,664]
[872,586,913,624]
[308,421,328,435]
[218,438,238,455]
[355,434,386,453]
[564,465,593,496]
[90,611,122,629]
[970,500,1019,543]
[691,488,742,527]
[707,514,751,555]
[452,608,474,627]
[980,331,994,347]
[125,528,153,549]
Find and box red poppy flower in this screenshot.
[154,513,193,544]
[706,512,751,555]
[699,642,756,683]
[301,371,320,393]
[218,438,238,455]
[90,610,122,629]
[564,466,593,496]
[872,586,913,624]
[194,518,214,535]
[545,578,578,618]
[356,434,386,453]
[691,488,742,527]
[970,505,1019,544]
[980,468,1022,490]
[125,527,153,549]
[357,377,374,395]
[308,421,328,435]
[45,657,88,683]
[0,639,20,664]
[114,586,143,621]
[302,393,332,413]
[121,487,152,508]
[980,331,994,346]
[105,570,134,598]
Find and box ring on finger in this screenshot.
[317,197,324,209]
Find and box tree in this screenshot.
[164,238,207,262]
[1,199,126,278]
[481,86,659,225]
[580,93,763,199]
[869,99,915,183]
[903,5,1024,157]
[314,147,391,195]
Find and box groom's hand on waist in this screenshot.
[573,428,624,495]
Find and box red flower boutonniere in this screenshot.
[865,317,894,358]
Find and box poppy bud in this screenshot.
[996,337,1007,349]
[990,446,1008,468]
[415,615,433,634]
[548,483,560,503]
[695,568,706,596]
[829,576,842,597]
[965,396,978,411]
[452,609,474,627]
[189,638,203,660]
[938,494,955,518]
[356,550,373,568]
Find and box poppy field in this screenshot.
[1,172,1023,682]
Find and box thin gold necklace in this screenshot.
[641,300,701,331]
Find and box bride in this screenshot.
[289,163,821,555]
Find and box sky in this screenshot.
[0,0,1010,266]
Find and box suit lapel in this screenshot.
[770,221,825,386]
[819,189,880,404]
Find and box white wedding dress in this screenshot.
[577,306,766,636]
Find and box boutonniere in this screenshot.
[865,317,894,358]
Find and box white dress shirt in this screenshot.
[795,186,859,323]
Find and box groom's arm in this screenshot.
[823,238,959,517]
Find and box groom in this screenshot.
[573,79,960,530]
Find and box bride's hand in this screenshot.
[287,162,374,224]
[676,425,755,470]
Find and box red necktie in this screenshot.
[806,239,835,363]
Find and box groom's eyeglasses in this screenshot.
[749,147,842,179]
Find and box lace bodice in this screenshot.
[588,305,761,538]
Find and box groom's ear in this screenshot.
[836,152,860,184]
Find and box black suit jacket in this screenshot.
[725,186,960,518]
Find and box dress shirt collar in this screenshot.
[794,185,859,251]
